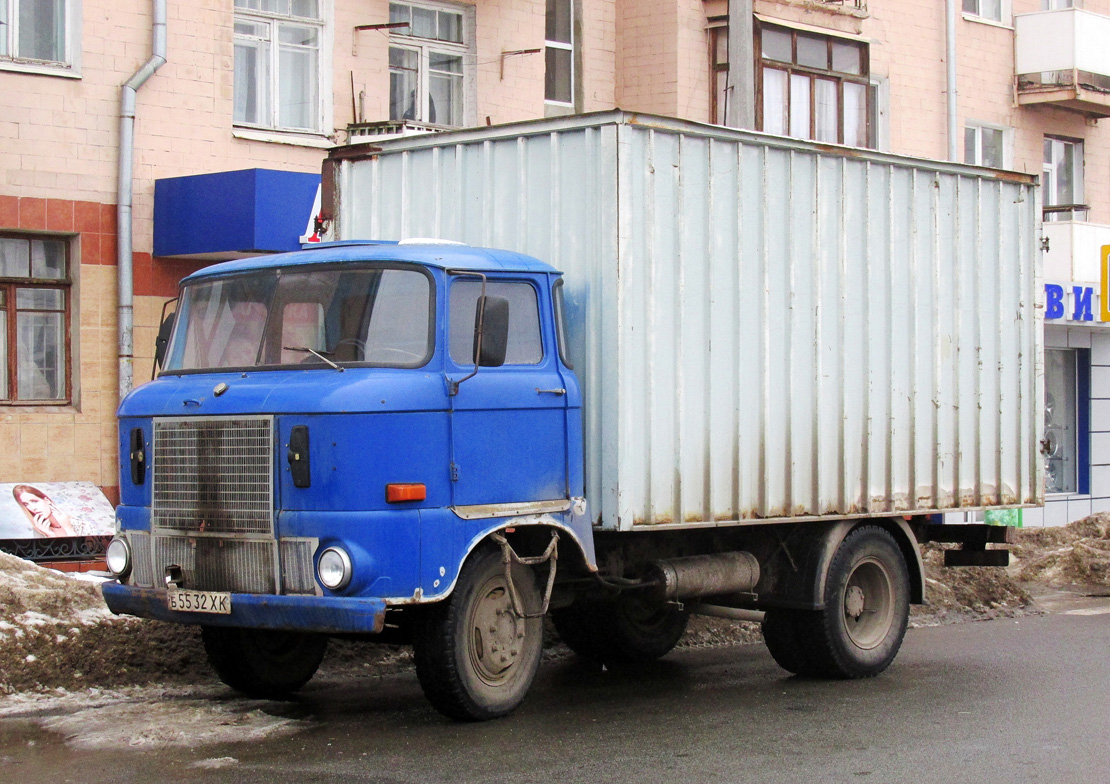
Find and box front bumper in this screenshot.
[101,582,387,634]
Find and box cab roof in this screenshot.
[181,240,560,283]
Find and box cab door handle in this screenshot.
[536,388,567,396]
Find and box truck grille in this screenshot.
[125,532,317,595]
[138,416,317,595]
[152,416,274,534]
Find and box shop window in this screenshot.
[1044,348,1090,495]
[544,0,574,108]
[389,1,470,127]
[1043,136,1086,221]
[0,235,70,403]
[233,0,324,133]
[964,123,1010,169]
[757,23,871,148]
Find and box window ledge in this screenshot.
[232,127,336,149]
[0,60,80,79]
[961,13,1013,30]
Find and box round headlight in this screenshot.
[106,537,131,578]
[318,547,352,591]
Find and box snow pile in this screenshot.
[1009,513,1110,589]
[912,543,1033,626]
[0,551,210,695]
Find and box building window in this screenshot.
[962,0,1008,23]
[1044,348,1089,495]
[757,23,870,147]
[964,123,1010,169]
[709,19,728,125]
[544,0,573,107]
[0,0,70,66]
[1043,136,1085,221]
[389,1,469,127]
[0,235,70,403]
[1042,0,1073,9]
[233,0,323,133]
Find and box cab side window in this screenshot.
[449,280,543,365]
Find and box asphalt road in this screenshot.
[3,591,1109,784]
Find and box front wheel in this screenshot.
[794,525,911,679]
[413,547,544,721]
[201,626,328,698]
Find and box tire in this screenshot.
[761,609,813,676]
[413,547,544,721]
[201,626,328,699]
[797,525,911,679]
[551,596,690,664]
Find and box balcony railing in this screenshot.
[1015,8,1110,118]
[346,119,449,144]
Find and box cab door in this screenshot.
[446,276,568,507]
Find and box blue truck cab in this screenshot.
[103,240,598,718]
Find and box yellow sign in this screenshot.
[1103,245,1110,323]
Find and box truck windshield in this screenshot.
[162,265,433,371]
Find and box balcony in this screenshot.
[1042,220,1110,285]
[1014,8,1110,119]
[346,119,448,145]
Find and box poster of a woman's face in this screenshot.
[0,482,115,540]
[13,485,76,537]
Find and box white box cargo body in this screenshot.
[325,111,1043,532]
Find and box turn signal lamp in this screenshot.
[386,483,426,503]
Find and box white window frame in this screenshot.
[0,0,81,78]
[1043,136,1085,221]
[964,122,1013,169]
[1043,0,1076,9]
[962,0,1012,26]
[388,0,474,128]
[233,0,331,136]
[544,0,574,111]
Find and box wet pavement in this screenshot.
[2,591,1109,784]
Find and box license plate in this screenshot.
[167,589,232,614]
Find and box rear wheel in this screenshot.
[796,525,910,679]
[413,547,544,721]
[201,626,328,698]
[552,595,690,664]
[761,609,813,676]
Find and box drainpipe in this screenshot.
[117,0,167,400]
[945,0,958,161]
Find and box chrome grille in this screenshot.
[152,416,274,534]
[154,536,277,594]
[281,539,318,595]
[129,532,153,588]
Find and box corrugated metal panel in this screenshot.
[332,111,1042,531]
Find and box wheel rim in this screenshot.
[841,556,896,650]
[467,576,526,686]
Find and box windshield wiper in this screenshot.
[283,346,344,371]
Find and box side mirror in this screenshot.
[153,311,176,373]
[475,295,509,367]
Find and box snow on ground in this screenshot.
[0,517,1106,749]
